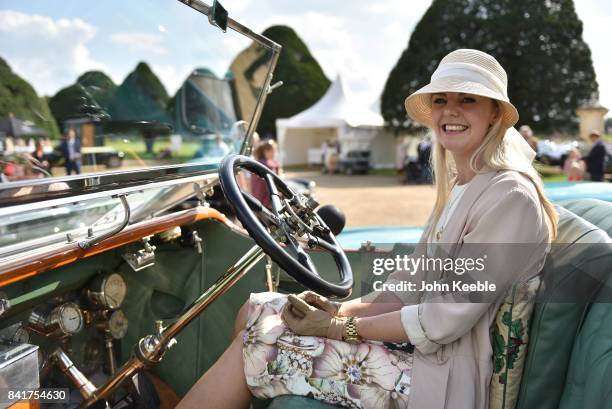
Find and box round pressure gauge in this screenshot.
[12,326,31,343]
[88,273,127,309]
[48,302,84,336]
[108,310,129,340]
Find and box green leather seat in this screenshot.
[517,203,612,409]
[560,199,612,237]
[557,200,612,409]
[558,273,612,409]
[257,396,340,409]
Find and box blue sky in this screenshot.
[1,0,610,119]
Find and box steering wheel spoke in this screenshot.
[241,190,282,228]
[308,235,339,254]
[219,154,353,297]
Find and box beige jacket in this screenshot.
[385,169,550,409]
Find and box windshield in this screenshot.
[0,0,276,201]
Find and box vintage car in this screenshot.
[0,2,611,409]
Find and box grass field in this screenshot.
[105,138,201,162]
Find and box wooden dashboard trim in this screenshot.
[0,207,243,288]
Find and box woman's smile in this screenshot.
[441,123,469,135]
[431,92,497,161]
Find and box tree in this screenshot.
[256,26,330,137]
[109,62,170,123]
[382,0,598,133]
[0,56,60,138]
[49,71,116,129]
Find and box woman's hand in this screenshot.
[296,290,343,316]
[282,294,345,340]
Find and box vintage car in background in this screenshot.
[80,147,125,169]
[0,2,610,409]
[535,139,578,166]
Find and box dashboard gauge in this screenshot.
[108,310,128,339]
[49,302,84,336]
[13,326,30,343]
[28,302,83,337]
[88,273,127,309]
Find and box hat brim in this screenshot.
[404,78,519,128]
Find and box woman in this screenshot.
[251,139,283,208]
[178,49,557,409]
[563,148,585,181]
[30,140,50,173]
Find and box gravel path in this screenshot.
[286,170,436,227]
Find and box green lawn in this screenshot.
[535,164,566,182]
[106,138,201,162]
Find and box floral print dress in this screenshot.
[242,292,414,409]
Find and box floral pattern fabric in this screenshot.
[242,292,413,409]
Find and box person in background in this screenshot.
[59,128,82,175]
[417,134,432,183]
[395,137,409,182]
[322,138,339,174]
[519,125,538,152]
[563,148,585,181]
[3,136,15,155]
[31,140,50,173]
[582,130,607,181]
[251,139,282,208]
[209,133,231,158]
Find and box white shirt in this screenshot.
[427,181,471,254]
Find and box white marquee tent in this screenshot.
[276,75,395,168]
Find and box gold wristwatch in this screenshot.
[342,316,361,344]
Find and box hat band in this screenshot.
[431,62,507,98]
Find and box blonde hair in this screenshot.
[427,101,558,241]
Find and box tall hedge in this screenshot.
[257,25,330,137]
[0,57,60,138]
[49,71,117,129]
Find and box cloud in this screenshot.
[239,1,429,106]
[151,63,194,95]
[0,10,107,95]
[574,0,612,113]
[110,32,168,56]
[257,12,372,100]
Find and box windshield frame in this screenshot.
[0,0,281,209]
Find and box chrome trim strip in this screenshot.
[0,162,218,208]
[0,172,218,217]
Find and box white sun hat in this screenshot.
[404,49,519,128]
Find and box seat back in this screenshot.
[559,199,612,237]
[558,272,612,409]
[516,203,612,409]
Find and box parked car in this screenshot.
[0,3,610,409]
[338,150,370,174]
[536,139,580,166]
[81,146,125,168]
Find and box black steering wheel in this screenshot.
[219,154,353,298]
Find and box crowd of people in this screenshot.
[0,127,83,182]
[517,126,608,182]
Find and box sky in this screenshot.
[0,0,610,119]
